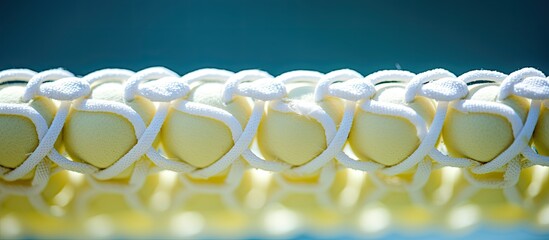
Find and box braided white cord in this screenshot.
[0,67,190,197]
[433,69,548,189]
[45,68,180,190]
[236,70,324,173]
[336,70,415,175]
[161,69,277,180]
[152,69,274,204]
[0,69,89,187]
[0,69,91,214]
[222,69,369,200]
[63,68,192,214]
[0,66,548,207]
[439,71,515,188]
[336,69,466,190]
[184,70,275,178]
[236,70,364,179]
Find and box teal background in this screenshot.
[0,0,547,76]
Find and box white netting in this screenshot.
[0,67,548,210]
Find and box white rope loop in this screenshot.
[0,68,37,84]
[242,70,326,172]
[458,69,507,84]
[182,68,234,84]
[0,69,42,193]
[498,67,545,101]
[21,68,75,102]
[362,70,426,140]
[54,69,136,179]
[404,68,459,103]
[263,70,350,176]
[219,70,297,172]
[70,68,191,196]
[396,70,466,190]
[313,70,385,173]
[0,69,93,204]
[1,70,90,181]
[178,70,272,179]
[473,69,544,174]
[222,69,282,103]
[283,69,366,175]
[143,68,260,190]
[276,70,324,84]
[161,69,268,195]
[366,69,416,85]
[382,69,458,171]
[314,69,373,102]
[157,69,238,179]
[233,69,347,179]
[41,68,175,195]
[406,70,477,169]
[500,69,549,168]
[155,68,236,176]
[338,70,416,174]
[123,67,179,102]
[440,68,547,188]
[125,70,202,178]
[374,70,464,189]
[442,70,517,188]
[88,68,182,181]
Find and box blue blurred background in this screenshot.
[0,0,547,76]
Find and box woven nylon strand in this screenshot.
[0,67,548,197]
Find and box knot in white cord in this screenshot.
[45,67,181,185]
[40,77,91,101]
[138,77,190,102]
[314,69,373,102]
[222,70,283,103]
[514,76,549,100]
[499,67,546,100]
[124,67,179,102]
[23,69,89,102]
[404,69,464,103]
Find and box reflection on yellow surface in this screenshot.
[1,166,548,238]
